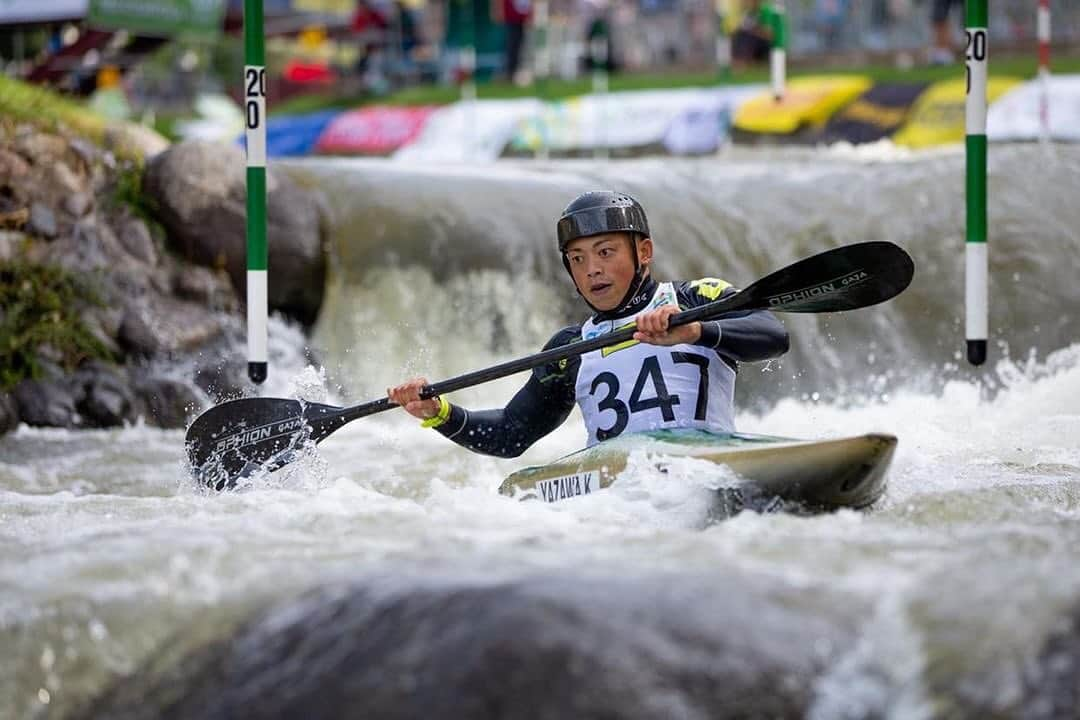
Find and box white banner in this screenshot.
[664,85,764,154]
[394,98,545,163]
[0,0,86,23]
[511,86,765,155]
[987,74,1080,142]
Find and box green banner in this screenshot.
[88,0,225,38]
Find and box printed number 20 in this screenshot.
[964,30,986,94]
[245,68,266,130]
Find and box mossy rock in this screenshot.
[0,261,116,391]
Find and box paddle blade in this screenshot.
[184,398,345,491]
[747,241,915,313]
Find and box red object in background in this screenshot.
[283,59,336,85]
[351,2,390,32]
[314,106,438,155]
[502,0,532,24]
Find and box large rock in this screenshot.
[144,141,326,324]
[117,215,158,266]
[78,571,865,720]
[171,262,238,311]
[104,121,171,160]
[119,294,224,355]
[0,146,30,181]
[72,361,137,428]
[28,215,131,274]
[134,377,199,429]
[0,392,18,435]
[13,377,79,427]
[13,131,71,167]
[0,229,26,261]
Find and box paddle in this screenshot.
[186,240,914,490]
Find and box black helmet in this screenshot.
[557,191,650,252]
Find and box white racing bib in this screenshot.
[575,282,735,446]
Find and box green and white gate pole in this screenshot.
[715,1,731,82]
[591,31,609,160]
[770,0,786,101]
[244,0,268,384]
[534,0,550,160]
[964,0,988,366]
[1038,0,1051,143]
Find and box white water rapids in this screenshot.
[3,144,1080,719]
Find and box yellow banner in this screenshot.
[734,75,872,135]
[893,76,1022,148]
[292,0,355,14]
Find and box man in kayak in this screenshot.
[388,191,789,456]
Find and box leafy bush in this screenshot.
[0,262,114,390]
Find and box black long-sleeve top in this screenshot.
[433,277,789,457]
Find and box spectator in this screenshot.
[351,0,391,91]
[396,0,421,57]
[929,0,962,65]
[580,0,616,75]
[815,0,850,50]
[500,0,533,85]
[731,0,774,67]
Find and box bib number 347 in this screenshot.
[589,353,709,442]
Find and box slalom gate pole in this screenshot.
[964,0,988,366]
[244,0,268,384]
[770,0,786,101]
[1038,0,1051,143]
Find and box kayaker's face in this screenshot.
[564,233,653,311]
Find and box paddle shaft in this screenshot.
[328,288,764,426]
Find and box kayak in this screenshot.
[499,429,896,513]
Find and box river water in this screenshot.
[2,143,1079,719]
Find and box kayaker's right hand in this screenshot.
[387,377,441,420]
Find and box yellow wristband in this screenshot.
[420,395,452,428]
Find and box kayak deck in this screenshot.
[499,429,896,512]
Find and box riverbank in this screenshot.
[0,80,328,437]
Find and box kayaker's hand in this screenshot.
[634,306,701,346]
[387,377,441,420]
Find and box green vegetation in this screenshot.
[0,74,108,141]
[0,262,115,390]
[271,51,1080,116]
[108,158,159,224]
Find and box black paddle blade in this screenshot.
[748,241,915,313]
[184,398,346,491]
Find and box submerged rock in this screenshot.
[79,571,865,720]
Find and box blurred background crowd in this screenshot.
[1,0,1077,124]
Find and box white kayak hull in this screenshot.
[499,429,896,512]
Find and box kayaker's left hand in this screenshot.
[633,305,701,346]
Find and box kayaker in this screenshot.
[388,191,789,456]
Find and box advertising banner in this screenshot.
[395,98,544,163]
[0,0,86,24]
[987,74,1080,142]
[315,106,437,155]
[88,0,225,37]
[815,83,928,145]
